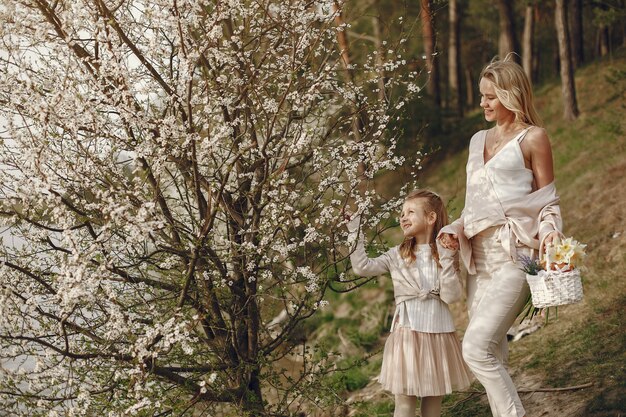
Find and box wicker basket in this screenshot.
[525,236,585,308]
[526,268,583,308]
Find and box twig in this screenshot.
[447,382,594,412]
[458,381,593,396]
[445,391,482,411]
[518,382,594,393]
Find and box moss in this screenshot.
[330,363,370,392]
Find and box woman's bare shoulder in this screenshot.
[525,126,550,142]
[524,126,551,151]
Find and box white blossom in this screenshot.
[0,0,423,414]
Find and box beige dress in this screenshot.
[349,223,472,397]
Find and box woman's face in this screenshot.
[479,77,514,123]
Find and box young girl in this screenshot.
[347,190,472,417]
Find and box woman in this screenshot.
[438,56,562,417]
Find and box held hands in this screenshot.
[438,233,459,251]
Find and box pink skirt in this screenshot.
[378,327,473,397]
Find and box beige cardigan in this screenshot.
[348,219,463,306]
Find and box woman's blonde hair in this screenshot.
[480,54,543,127]
[399,189,448,265]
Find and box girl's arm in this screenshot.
[436,241,463,304]
[347,217,392,277]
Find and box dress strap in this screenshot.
[516,127,533,144]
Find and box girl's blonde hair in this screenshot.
[399,189,448,265]
[480,54,543,127]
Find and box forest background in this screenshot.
[0,0,624,416]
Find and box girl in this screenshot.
[347,190,472,417]
[439,56,562,417]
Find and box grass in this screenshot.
[315,49,626,416]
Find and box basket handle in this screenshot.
[538,230,564,271]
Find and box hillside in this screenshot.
[318,50,626,416]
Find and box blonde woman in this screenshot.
[438,56,563,417]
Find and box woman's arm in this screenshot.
[436,241,463,304]
[523,127,560,245]
[438,211,464,250]
[523,127,555,189]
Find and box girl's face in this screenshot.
[400,198,436,241]
[479,77,515,124]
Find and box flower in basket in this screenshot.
[544,236,587,272]
[519,254,544,276]
[520,236,587,317]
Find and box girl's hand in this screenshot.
[343,209,360,233]
[438,233,459,251]
[542,231,561,250]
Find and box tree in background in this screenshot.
[0,0,421,415]
[497,0,521,60]
[592,1,626,58]
[522,2,537,81]
[555,0,580,120]
[570,0,584,67]
[421,0,441,107]
[448,0,463,116]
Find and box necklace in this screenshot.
[488,127,522,155]
[488,129,507,154]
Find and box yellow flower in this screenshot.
[568,240,587,268]
[544,236,586,270]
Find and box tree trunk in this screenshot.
[555,0,579,120]
[497,0,521,61]
[598,25,610,57]
[332,1,367,194]
[448,0,463,116]
[570,0,584,66]
[465,66,475,108]
[371,4,387,103]
[623,0,626,48]
[522,5,535,81]
[333,1,354,83]
[332,0,368,136]
[421,0,441,107]
[242,367,264,416]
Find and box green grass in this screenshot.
[442,382,492,417]
[352,399,395,417]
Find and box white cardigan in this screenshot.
[348,220,461,333]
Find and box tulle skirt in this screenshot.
[378,327,473,397]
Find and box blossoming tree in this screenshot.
[0,0,421,414]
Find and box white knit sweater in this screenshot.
[348,221,459,334]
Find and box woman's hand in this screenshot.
[542,230,561,250]
[438,233,459,251]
